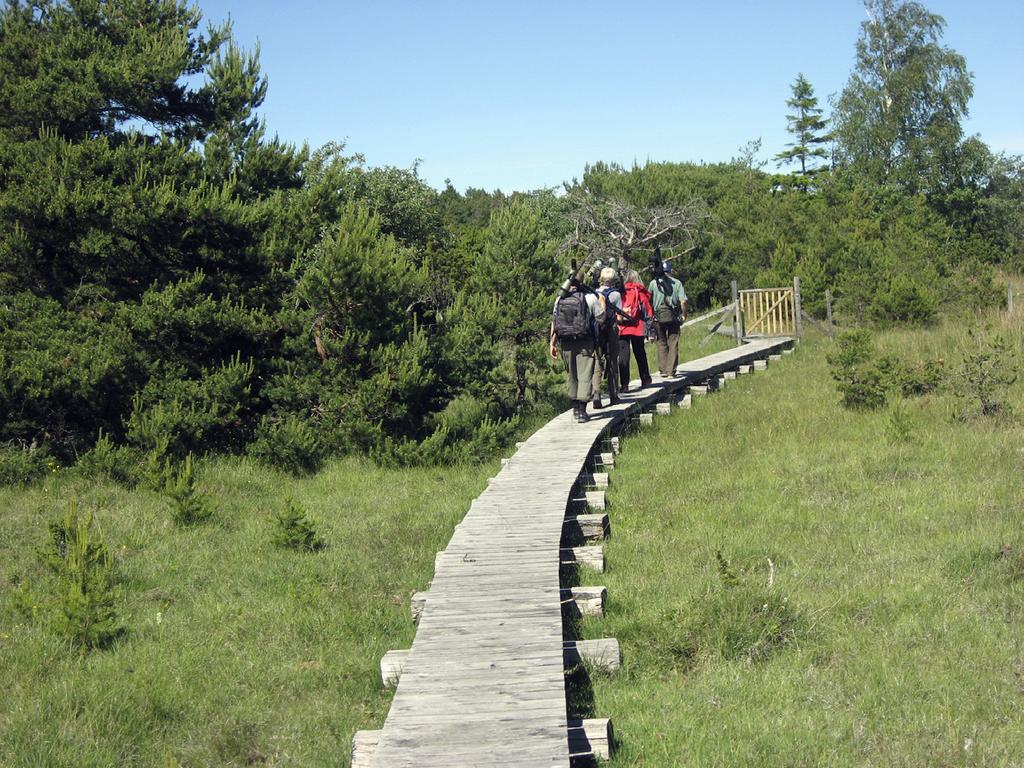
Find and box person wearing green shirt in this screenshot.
[648,260,688,377]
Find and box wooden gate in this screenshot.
[739,287,796,337]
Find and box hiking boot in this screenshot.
[592,398,604,410]
[640,378,652,388]
[577,405,590,423]
[608,395,620,406]
[571,401,580,420]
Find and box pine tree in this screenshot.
[775,74,830,180]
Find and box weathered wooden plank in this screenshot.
[410,585,604,626]
[382,637,621,686]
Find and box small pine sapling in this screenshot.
[43,501,122,650]
[953,328,1019,420]
[886,397,917,444]
[272,499,325,552]
[826,329,889,410]
[164,453,213,526]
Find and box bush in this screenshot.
[163,453,214,526]
[247,414,325,476]
[272,499,325,552]
[74,431,146,486]
[827,329,889,410]
[654,551,805,666]
[0,443,52,485]
[0,293,141,459]
[871,275,938,325]
[126,354,256,459]
[41,501,122,650]
[952,328,1019,420]
[895,358,945,397]
[886,398,917,444]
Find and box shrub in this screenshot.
[870,275,938,325]
[827,329,889,410]
[886,398,917,444]
[163,454,214,526]
[126,354,256,459]
[74,431,146,486]
[272,499,325,552]
[656,551,805,666]
[248,414,325,476]
[952,328,1019,420]
[895,358,945,397]
[0,293,141,459]
[0,442,51,485]
[42,501,122,650]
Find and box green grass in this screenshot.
[591,315,1024,766]
[3,314,1019,766]
[0,456,493,766]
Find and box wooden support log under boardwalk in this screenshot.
[565,513,610,541]
[560,545,605,572]
[363,338,790,767]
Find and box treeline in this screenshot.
[1,0,1021,483]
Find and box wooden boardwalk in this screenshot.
[358,338,793,767]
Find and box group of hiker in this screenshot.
[549,255,688,423]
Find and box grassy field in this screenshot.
[590,313,1024,766]
[3,313,1020,766]
[0,457,494,766]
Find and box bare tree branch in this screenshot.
[560,192,710,273]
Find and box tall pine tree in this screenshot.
[774,73,830,181]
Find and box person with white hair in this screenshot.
[591,266,622,408]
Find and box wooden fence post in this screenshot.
[730,280,742,346]
[793,276,804,340]
[1009,283,1015,315]
[825,288,835,338]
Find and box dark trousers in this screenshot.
[617,334,651,387]
[592,328,620,402]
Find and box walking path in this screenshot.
[356,338,793,767]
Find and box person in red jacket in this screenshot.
[616,269,654,389]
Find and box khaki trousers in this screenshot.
[656,320,681,376]
[560,337,596,401]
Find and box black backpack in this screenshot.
[553,292,592,342]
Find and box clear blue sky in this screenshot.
[198,0,1023,192]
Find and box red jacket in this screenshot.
[618,282,653,337]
